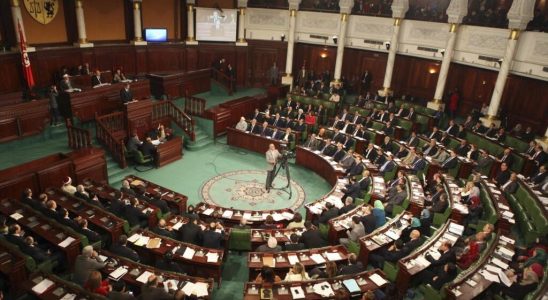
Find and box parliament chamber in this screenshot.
[0,0,547,299]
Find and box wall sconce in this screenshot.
[281,34,285,42]
[428,67,438,74]
[320,51,328,58]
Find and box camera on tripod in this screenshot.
[278,144,296,165]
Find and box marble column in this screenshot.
[132,1,146,45]
[74,0,93,47]
[481,29,520,127]
[379,18,402,97]
[428,23,458,110]
[333,13,348,82]
[236,7,247,46]
[281,9,297,87]
[10,0,35,51]
[187,2,198,45]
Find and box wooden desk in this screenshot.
[0,199,81,266]
[328,204,365,245]
[243,269,388,299]
[295,146,343,186]
[358,212,412,266]
[445,231,515,300]
[479,178,514,233]
[60,80,150,122]
[227,127,285,154]
[250,228,303,250]
[99,249,214,298]
[22,273,106,300]
[147,69,211,99]
[0,242,28,298]
[127,229,224,285]
[195,202,294,228]
[0,99,49,143]
[406,175,425,216]
[125,175,188,214]
[82,178,160,227]
[247,245,349,280]
[46,188,125,243]
[156,136,184,167]
[71,71,113,88]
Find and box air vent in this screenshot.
[363,39,384,46]
[417,46,438,53]
[478,55,500,62]
[543,66,548,72]
[309,34,328,40]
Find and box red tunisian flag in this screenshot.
[18,22,35,89]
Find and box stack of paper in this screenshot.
[136,271,154,284]
[202,208,214,215]
[310,253,326,264]
[288,254,299,265]
[32,278,54,294]
[313,282,335,297]
[60,293,76,300]
[10,212,23,220]
[182,247,196,259]
[108,266,128,281]
[222,210,234,219]
[58,237,76,248]
[206,252,219,263]
[281,212,294,220]
[325,252,342,261]
[134,235,150,247]
[172,221,184,231]
[163,279,179,292]
[369,273,388,287]
[262,256,275,267]
[181,282,209,297]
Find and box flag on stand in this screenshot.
[18,22,35,89]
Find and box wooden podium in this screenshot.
[125,99,153,138]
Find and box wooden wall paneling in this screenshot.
[186,46,199,70]
[293,43,337,79]
[94,46,136,74]
[501,75,548,133]
[446,63,496,116]
[247,41,287,87]
[0,173,38,200]
[196,0,236,8]
[0,54,22,94]
[36,160,74,191]
[0,118,19,143]
[146,44,184,73]
[236,46,247,86]
[342,48,388,94]
[393,56,440,100]
[134,47,148,75]
[196,43,237,70]
[31,48,80,86]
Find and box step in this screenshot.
[187,139,213,151]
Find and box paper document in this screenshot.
[163,279,179,293]
[498,269,512,287]
[202,208,214,216]
[491,257,509,269]
[134,236,150,247]
[325,252,342,261]
[222,210,234,219]
[414,255,431,268]
[108,267,128,281]
[369,273,388,287]
[310,253,326,264]
[136,271,154,284]
[290,286,306,299]
[60,293,76,300]
[58,237,76,248]
[206,252,219,263]
[343,279,361,293]
[128,234,141,243]
[146,238,161,249]
[182,247,196,259]
[172,221,184,231]
[481,270,500,283]
[313,282,335,297]
[32,278,54,295]
[287,254,299,265]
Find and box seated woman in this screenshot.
[372,200,387,228]
[85,271,111,296]
[457,232,487,269]
[309,261,338,279]
[284,262,310,281]
[495,263,543,300]
[305,111,317,126]
[255,266,282,286]
[113,68,128,83]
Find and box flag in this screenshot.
[18,22,35,89]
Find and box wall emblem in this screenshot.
[24,0,59,25]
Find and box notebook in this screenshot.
[343,279,361,293]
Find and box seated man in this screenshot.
[384,184,407,215]
[316,202,339,225]
[179,217,203,245]
[299,221,327,249]
[256,237,282,253]
[151,219,177,240]
[75,218,102,244]
[339,253,365,275]
[202,222,224,249]
[120,83,133,104]
[140,137,157,157]
[284,233,305,251]
[123,198,148,228]
[339,216,365,247]
[109,235,140,262]
[61,176,77,195]
[91,70,104,87]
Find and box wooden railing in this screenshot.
[184,96,206,116]
[152,101,196,141]
[95,112,127,169]
[66,120,92,149]
[211,68,234,95]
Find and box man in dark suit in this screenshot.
[247,119,260,134]
[299,221,327,249]
[43,200,61,221]
[530,165,547,185]
[423,139,439,157]
[339,253,365,275]
[456,140,470,156]
[284,233,305,251]
[140,137,157,157]
[141,274,176,300]
[110,235,140,262]
[155,251,185,273]
[445,120,459,136]
[332,144,346,162]
[407,131,419,147]
[474,150,493,173]
[441,150,459,170]
[493,162,511,186]
[320,139,337,156]
[427,126,442,141]
[425,241,456,270]
[501,172,519,194]
[421,262,458,290]
[383,121,395,136]
[358,141,373,159]
[317,202,339,225]
[151,219,177,239]
[124,198,148,228]
[109,281,137,300]
[91,70,104,87]
[411,152,427,173]
[346,156,364,178]
[294,119,306,132]
[179,217,203,245]
[497,148,514,169]
[338,197,356,215]
[342,170,371,199]
[379,154,396,175]
[259,121,272,137]
[109,191,126,216]
[531,145,547,170]
[331,128,346,144]
[120,83,133,104]
[76,218,102,244]
[202,222,224,249]
[58,208,79,230]
[360,206,377,234]
[384,184,407,215]
[21,236,50,263]
[303,133,319,150]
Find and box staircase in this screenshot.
[105,154,133,188]
[186,126,213,151]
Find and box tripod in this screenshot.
[265,158,293,198]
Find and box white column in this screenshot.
[281,9,297,87]
[10,0,35,52]
[379,18,402,97]
[333,13,348,82]
[236,7,247,46]
[480,29,520,127]
[132,1,146,45]
[427,23,458,110]
[186,3,198,45]
[74,0,93,47]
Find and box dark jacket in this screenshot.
[110,243,140,262]
[202,230,223,249]
[299,229,327,249]
[179,222,203,245]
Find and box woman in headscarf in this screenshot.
[522,248,547,268]
[372,200,386,228]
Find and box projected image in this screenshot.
[145,28,167,42]
[196,8,237,42]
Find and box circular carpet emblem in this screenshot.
[201,170,306,211]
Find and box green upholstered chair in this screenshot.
[228,228,252,252]
[319,223,329,240]
[133,150,154,171]
[347,240,361,255]
[383,261,399,282]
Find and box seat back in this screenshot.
[228,228,252,251]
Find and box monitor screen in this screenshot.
[144,28,167,42]
[195,8,237,42]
